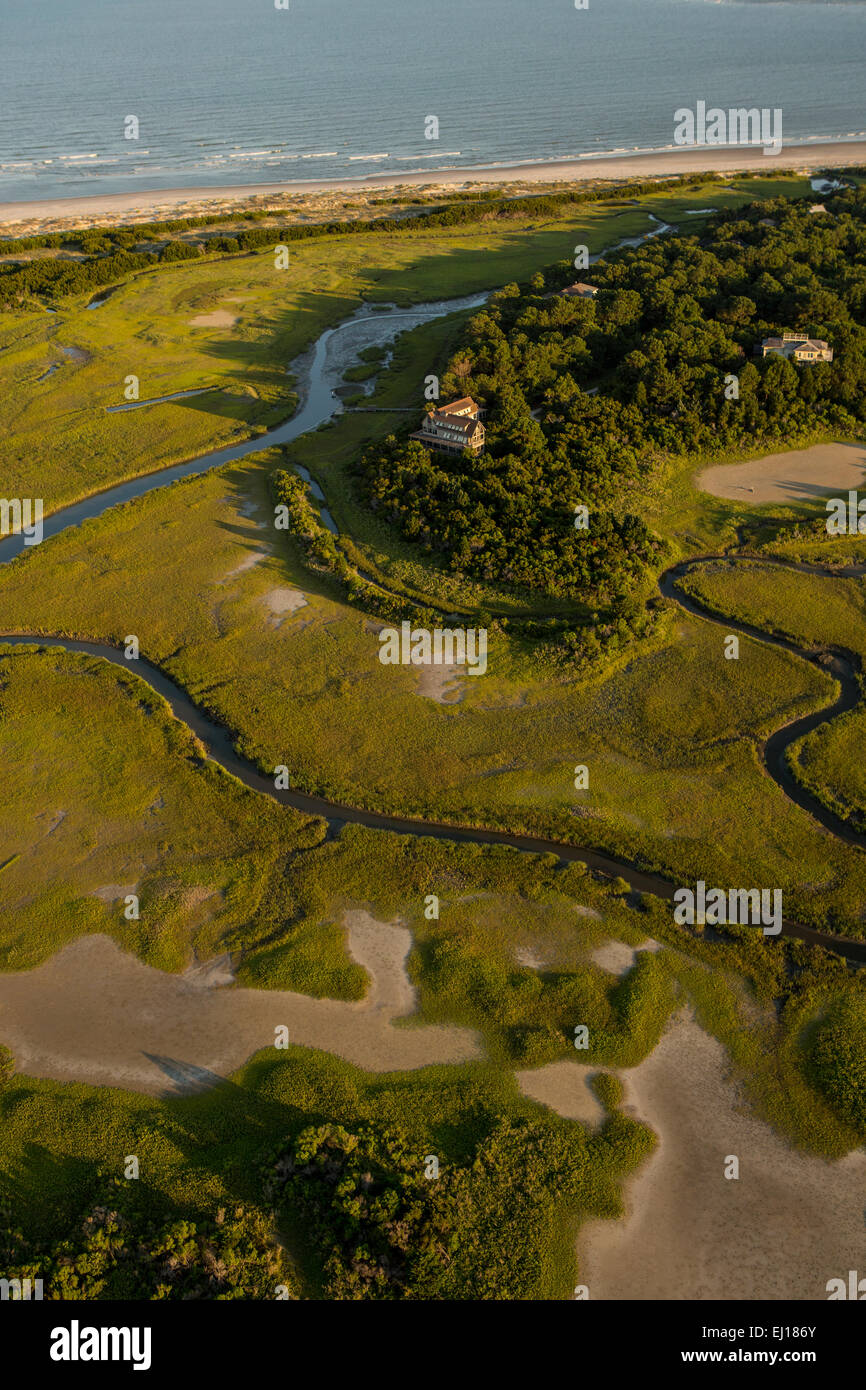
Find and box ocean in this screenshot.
[0,0,863,200]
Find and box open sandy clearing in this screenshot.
[91,882,138,905]
[260,586,308,626]
[515,945,552,971]
[516,1060,606,1128]
[414,662,465,704]
[0,912,480,1096]
[591,938,661,976]
[578,1013,866,1300]
[188,309,239,328]
[697,441,866,504]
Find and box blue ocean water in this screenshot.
[0,0,863,199]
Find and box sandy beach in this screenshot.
[1,140,863,234]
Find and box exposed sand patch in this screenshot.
[698,442,866,505]
[592,940,639,975]
[189,309,239,328]
[91,882,138,904]
[0,915,480,1095]
[517,1060,606,1128]
[58,344,89,363]
[414,662,465,704]
[260,586,308,627]
[233,496,265,523]
[515,946,550,971]
[591,937,661,976]
[343,909,416,1017]
[219,548,268,583]
[182,952,236,990]
[578,1013,866,1300]
[575,904,602,921]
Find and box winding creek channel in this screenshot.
[3,218,866,965]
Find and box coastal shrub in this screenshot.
[0,1179,293,1300]
[0,171,746,306]
[265,1113,651,1299]
[591,1071,624,1112]
[159,240,202,262]
[807,995,866,1132]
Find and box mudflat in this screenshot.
[578,1014,866,1300]
[0,912,480,1095]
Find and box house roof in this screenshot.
[426,413,480,438]
[438,396,480,415]
[763,336,830,351]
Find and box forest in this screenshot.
[357,186,866,624]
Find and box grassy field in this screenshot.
[3,168,864,1299]
[5,458,866,940]
[0,644,353,982]
[2,795,864,1295]
[676,559,866,831]
[0,1040,658,1299]
[676,560,866,655]
[1,629,865,1296]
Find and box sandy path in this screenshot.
[1,140,862,227]
[0,912,480,1095]
[578,1014,866,1300]
[698,442,866,504]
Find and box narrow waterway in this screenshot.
[5,213,865,963]
[0,289,491,565]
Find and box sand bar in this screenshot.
[1,140,863,230]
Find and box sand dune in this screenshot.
[2,139,863,232]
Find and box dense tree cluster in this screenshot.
[357,188,866,617]
[265,1114,649,1299]
[0,1181,290,1300]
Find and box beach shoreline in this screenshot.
[1,139,863,234]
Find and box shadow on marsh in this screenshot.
[188,289,360,394]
